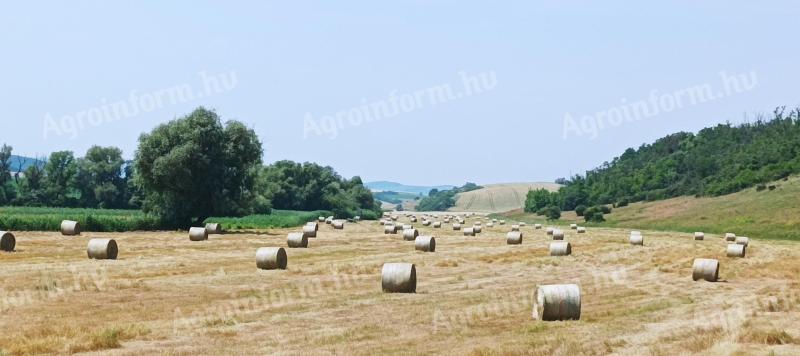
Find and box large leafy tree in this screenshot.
[0,144,14,204]
[133,107,263,227]
[42,150,78,206]
[76,146,126,208]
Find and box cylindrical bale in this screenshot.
[492,219,498,223]
[306,222,319,231]
[550,241,572,256]
[486,222,494,228]
[726,244,746,258]
[499,220,506,225]
[87,238,118,260]
[506,231,523,245]
[552,229,564,240]
[256,247,287,270]
[694,232,705,240]
[0,231,16,252]
[433,221,442,228]
[453,223,462,230]
[463,227,475,236]
[570,224,577,230]
[511,224,520,232]
[391,215,398,221]
[474,221,482,226]
[205,223,223,234]
[415,236,435,252]
[629,234,644,246]
[444,218,450,223]
[302,224,317,238]
[60,220,81,236]
[332,220,344,230]
[473,225,482,233]
[318,216,325,222]
[692,258,719,282]
[519,222,527,227]
[384,225,397,234]
[735,236,749,247]
[534,224,542,229]
[577,227,586,234]
[422,220,431,226]
[410,217,418,223]
[381,263,416,293]
[287,232,308,248]
[325,216,334,224]
[725,232,736,241]
[189,227,208,241]
[402,224,413,230]
[535,284,581,321]
[403,229,419,241]
[546,227,554,235]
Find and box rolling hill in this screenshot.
[450,182,560,213]
[365,181,454,195]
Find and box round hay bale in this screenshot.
[570,224,577,230]
[410,217,417,223]
[474,221,482,226]
[302,224,317,238]
[511,224,520,232]
[453,223,462,230]
[576,227,586,234]
[692,258,719,282]
[0,231,16,252]
[205,223,223,234]
[332,220,344,230]
[189,227,208,241]
[391,215,399,221]
[402,224,413,230]
[60,220,80,236]
[433,221,442,228]
[726,244,746,258]
[735,236,749,246]
[499,220,506,225]
[443,218,450,223]
[535,284,581,321]
[403,229,419,241]
[422,220,431,226]
[546,227,554,235]
[486,222,494,228]
[318,216,325,222]
[463,227,475,236]
[287,232,308,248]
[381,263,416,293]
[415,236,435,252]
[506,231,522,245]
[519,222,527,227]
[550,241,571,256]
[629,234,644,246]
[473,226,482,234]
[552,229,564,240]
[492,219,498,223]
[306,222,319,231]
[694,232,704,240]
[384,225,397,234]
[256,247,287,270]
[87,238,118,260]
[534,224,542,229]
[725,233,736,241]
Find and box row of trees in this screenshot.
[416,182,481,211]
[1,107,380,227]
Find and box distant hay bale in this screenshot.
[576,227,586,234]
[570,224,577,230]
[492,219,498,223]
[384,225,398,234]
[189,227,208,241]
[486,222,494,228]
[325,216,334,224]
[511,225,520,232]
[535,284,581,321]
[499,220,506,225]
[87,238,118,260]
[629,233,644,246]
[735,236,749,247]
[473,225,482,233]
[444,218,451,223]
[302,224,317,238]
[332,220,344,230]
[506,231,523,245]
[391,215,399,221]
[256,247,287,270]
[403,229,419,241]
[433,221,442,228]
[60,220,80,236]
[422,220,431,226]
[725,233,736,241]
[692,258,719,282]
[546,227,554,235]
[694,232,704,240]
[463,227,475,236]
[453,223,462,231]
[205,223,223,234]
[726,244,746,258]
[410,217,417,223]
[287,232,308,248]
[415,236,435,252]
[402,224,413,230]
[534,224,542,229]
[474,221,482,226]
[318,216,325,222]
[381,263,416,293]
[550,241,571,256]
[0,231,16,252]
[519,222,526,227]
[552,229,564,240]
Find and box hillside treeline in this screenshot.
[544,107,800,211]
[416,182,481,211]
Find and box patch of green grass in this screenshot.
[204,209,332,229]
[0,206,162,232]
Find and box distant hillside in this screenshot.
[8,155,43,172]
[451,182,561,213]
[365,181,454,196]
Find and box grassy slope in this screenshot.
[452,182,560,213]
[499,175,800,241]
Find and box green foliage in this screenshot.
[584,206,606,222]
[544,205,561,220]
[372,191,418,205]
[615,198,629,207]
[205,209,332,229]
[0,206,162,231]
[133,107,265,227]
[524,188,560,213]
[575,204,587,216]
[0,144,16,205]
[416,182,479,211]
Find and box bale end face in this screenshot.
[381,263,416,293]
[0,231,16,252]
[535,284,581,321]
[87,239,118,260]
[256,247,287,270]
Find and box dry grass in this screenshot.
[453,183,560,213]
[1,221,799,355]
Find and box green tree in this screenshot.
[133,107,264,227]
[0,144,15,205]
[42,151,78,206]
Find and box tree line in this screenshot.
[0,107,380,227]
[416,182,481,211]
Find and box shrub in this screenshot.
[575,205,587,216]
[545,206,561,220]
[584,207,605,222]
[616,198,629,207]
[756,184,767,191]
[599,205,612,214]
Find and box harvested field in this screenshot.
[1,222,800,355]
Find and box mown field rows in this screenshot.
[1,216,799,355]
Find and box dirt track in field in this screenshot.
[1,217,799,355]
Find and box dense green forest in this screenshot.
[530,107,800,214]
[0,107,379,227]
[416,182,481,211]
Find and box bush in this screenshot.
[536,207,548,216]
[616,198,629,207]
[584,207,605,222]
[575,205,587,216]
[545,205,561,220]
[756,184,767,191]
[599,205,612,214]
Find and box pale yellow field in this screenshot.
[452,183,561,213]
[1,219,799,355]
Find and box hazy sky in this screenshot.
[1,1,797,185]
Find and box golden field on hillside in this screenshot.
[1,219,799,355]
[452,183,561,213]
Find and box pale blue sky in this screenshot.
[1,1,797,185]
